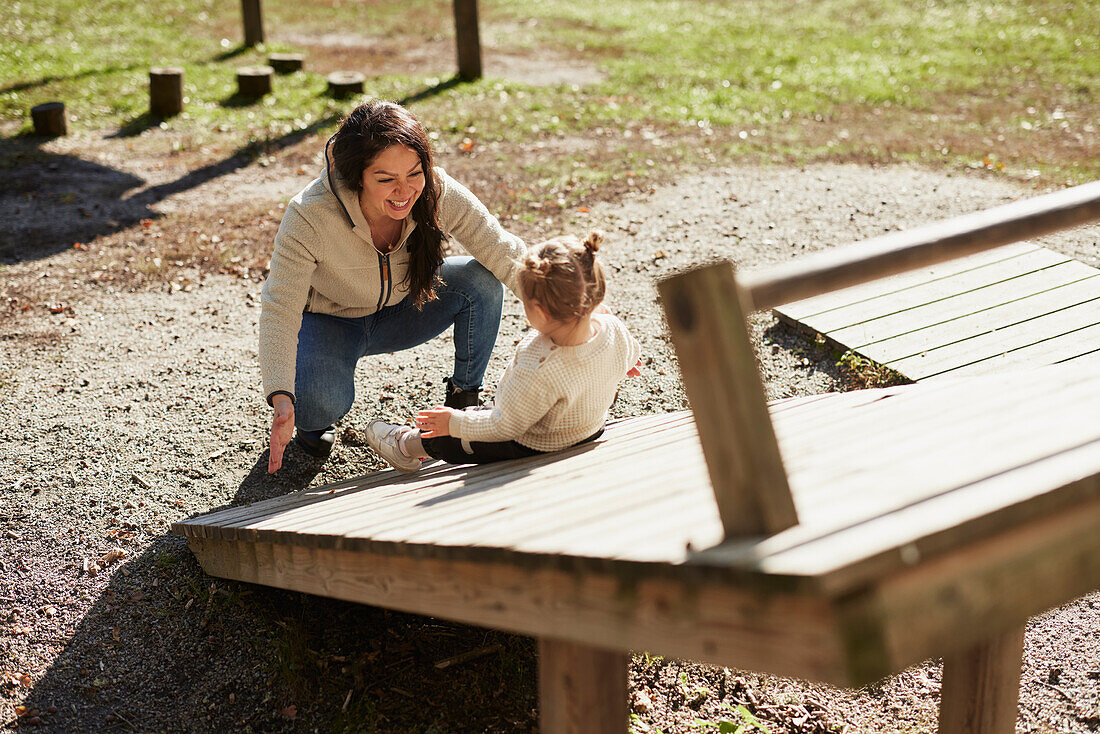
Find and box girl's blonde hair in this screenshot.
[518,231,607,322]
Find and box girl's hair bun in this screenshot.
[524,252,554,278]
[583,230,603,255]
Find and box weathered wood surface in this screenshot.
[938,627,1025,734]
[174,362,1100,683]
[742,180,1100,311]
[174,361,1100,591]
[775,244,1100,381]
[658,261,797,538]
[539,640,628,734]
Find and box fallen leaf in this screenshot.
[99,547,126,567]
[578,206,590,213]
[459,138,474,153]
[280,705,297,720]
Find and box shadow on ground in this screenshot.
[20,449,538,732]
[0,112,338,265]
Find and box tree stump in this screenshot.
[31,102,67,137]
[327,71,364,99]
[149,67,184,117]
[268,53,304,74]
[237,66,274,98]
[242,0,264,46]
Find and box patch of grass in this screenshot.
[3,0,1097,182]
[692,703,772,733]
[836,349,910,389]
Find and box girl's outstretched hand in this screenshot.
[417,407,456,438]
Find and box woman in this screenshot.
[260,100,526,473]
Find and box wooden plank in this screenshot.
[938,626,1025,734]
[539,639,628,734]
[780,363,1100,490]
[768,437,1100,589]
[889,299,1100,378]
[776,243,1038,321]
[741,180,1100,311]
[658,262,798,537]
[185,536,852,684]
[225,416,701,548]
[834,495,1100,682]
[178,413,686,540]
[944,321,1100,378]
[831,262,1098,348]
[800,247,1071,333]
[774,363,1095,480]
[854,275,1100,363]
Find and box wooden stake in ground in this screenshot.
[149,67,184,117]
[242,0,264,45]
[268,53,304,74]
[453,0,482,80]
[236,66,273,98]
[31,102,67,137]
[327,71,364,99]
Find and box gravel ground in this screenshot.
[2,150,1099,732]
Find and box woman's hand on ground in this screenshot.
[268,395,295,473]
[416,407,455,438]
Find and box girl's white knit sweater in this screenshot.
[448,313,642,451]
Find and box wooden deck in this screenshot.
[173,360,1100,686]
[774,243,1100,381]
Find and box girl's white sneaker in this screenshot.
[365,420,422,473]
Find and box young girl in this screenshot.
[365,231,641,472]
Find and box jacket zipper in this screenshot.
[375,252,392,312]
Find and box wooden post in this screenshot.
[149,67,184,117]
[30,102,67,137]
[242,0,264,46]
[938,626,1025,734]
[453,0,482,81]
[538,638,628,734]
[658,262,798,538]
[268,53,304,74]
[327,71,365,99]
[236,66,273,98]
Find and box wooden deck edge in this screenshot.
[837,495,1100,683]
[185,535,853,686]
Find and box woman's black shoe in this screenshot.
[294,426,335,458]
[443,377,481,409]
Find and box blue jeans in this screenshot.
[294,256,503,432]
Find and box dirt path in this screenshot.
[2,139,1099,731]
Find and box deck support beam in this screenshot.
[538,638,628,734]
[938,625,1025,734]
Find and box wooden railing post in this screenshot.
[658,262,798,538]
[539,638,628,734]
[453,0,482,81]
[938,626,1025,734]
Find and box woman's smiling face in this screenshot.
[359,144,425,223]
